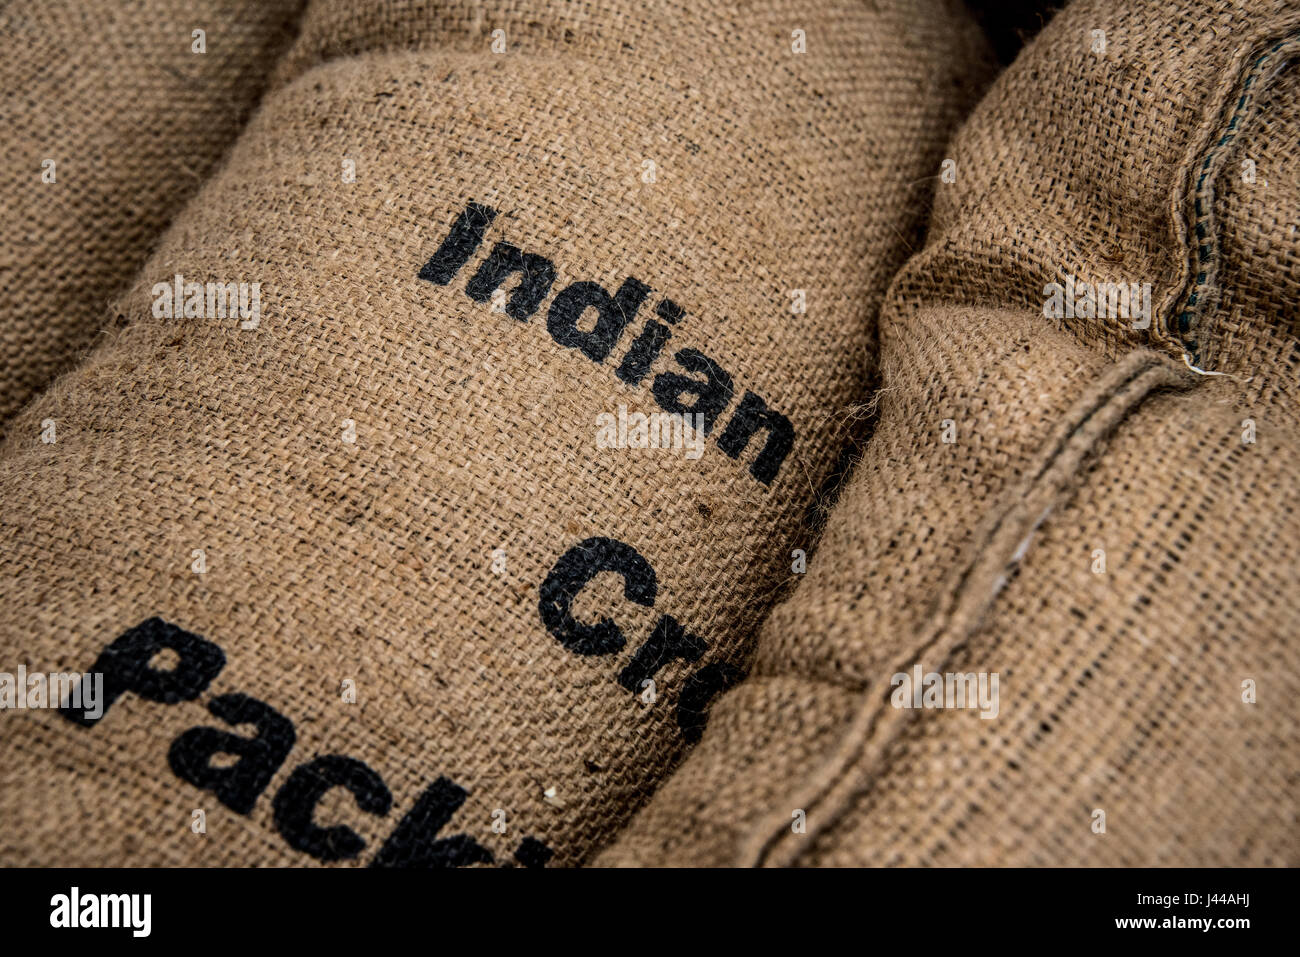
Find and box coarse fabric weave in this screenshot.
[0,0,305,438]
[0,0,992,866]
[598,0,1300,867]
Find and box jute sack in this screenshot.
[0,1,992,865]
[0,0,304,438]
[598,0,1300,867]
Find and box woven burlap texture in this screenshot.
[0,0,993,865]
[0,0,305,439]
[598,0,1300,867]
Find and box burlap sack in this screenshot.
[0,1,992,865]
[599,0,1300,867]
[0,0,304,438]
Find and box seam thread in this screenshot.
[1166,24,1300,366]
[737,12,1300,871]
[738,351,1195,867]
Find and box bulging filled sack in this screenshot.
[0,0,992,865]
[0,0,305,438]
[599,0,1300,867]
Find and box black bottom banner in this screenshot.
[0,866,1278,945]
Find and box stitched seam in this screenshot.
[1170,29,1300,365]
[739,17,1300,869]
[737,352,1194,868]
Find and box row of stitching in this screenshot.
[736,351,1195,867]
[736,13,1300,870]
[1167,24,1300,365]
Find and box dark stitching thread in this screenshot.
[740,353,1195,867]
[1174,35,1299,364]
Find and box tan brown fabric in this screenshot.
[0,0,992,865]
[0,0,305,438]
[598,0,1300,867]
